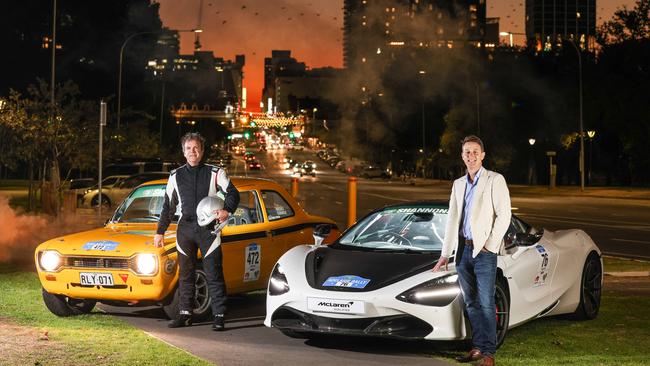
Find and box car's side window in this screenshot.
[261,190,295,221]
[228,190,263,226]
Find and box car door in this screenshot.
[502,215,556,323]
[260,189,313,274]
[220,189,272,293]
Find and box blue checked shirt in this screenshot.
[462,167,483,240]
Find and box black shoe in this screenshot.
[168,313,192,328]
[212,314,225,331]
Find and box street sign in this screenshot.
[546,151,556,156]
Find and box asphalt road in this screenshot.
[103,147,648,366]
[239,148,650,260]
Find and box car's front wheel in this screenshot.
[42,288,96,317]
[495,278,510,349]
[162,268,212,321]
[91,194,111,209]
[573,252,602,320]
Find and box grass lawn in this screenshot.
[495,293,650,365]
[603,256,650,272]
[0,267,212,366]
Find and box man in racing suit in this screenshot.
[154,132,240,331]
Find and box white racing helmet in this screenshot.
[196,196,228,232]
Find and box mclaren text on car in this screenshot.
[264,202,602,347]
[36,177,339,320]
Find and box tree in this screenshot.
[597,0,650,44]
[0,79,98,213]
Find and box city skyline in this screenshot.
[158,0,635,111]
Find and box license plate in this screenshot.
[307,297,366,314]
[80,272,114,286]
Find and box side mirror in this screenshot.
[313,224,332,246]
[514,232,541,247]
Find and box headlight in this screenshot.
[396,274,460,307]
[134,253,158,275]
[269,263,289,296]
[39,250,62,272]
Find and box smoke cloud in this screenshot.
[0,196,100,268]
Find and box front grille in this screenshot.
[65,257,130,270]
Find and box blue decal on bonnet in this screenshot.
[323,275,371,289]
[535,244,546,253]
[83,240,120,251]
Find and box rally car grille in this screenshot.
[65,257,130,270]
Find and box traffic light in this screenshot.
[289,132,294,138]
[244,132,250,139]
[250,121,256,127]
[227,135,232,140]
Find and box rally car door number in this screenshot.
[244,243,261,282]
[80,272,114,286]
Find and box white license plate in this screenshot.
[307,297,366,314]
[80,272,114,286]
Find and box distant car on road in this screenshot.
[78,175,129,206]
[36,177,339,320]
[248,160,262,170]
[265,202,603,347]
[81,172,169,208]
[360,165,391,179]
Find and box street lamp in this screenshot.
[587,130,596,185]
[564,39,585,191]
[528,138,536,185]
[116,29,201,129]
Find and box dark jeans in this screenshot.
[177,222,227,316]
[457,245,497,356]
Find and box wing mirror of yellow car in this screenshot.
[313,224,332,246]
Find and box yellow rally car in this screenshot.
[35,177,339,319]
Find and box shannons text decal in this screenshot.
[385,207,449,215]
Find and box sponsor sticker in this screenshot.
[243,243,261,282]
[385,207,448,215]
[82,240,119,251]
[534,245,550,287]
[307,297,366,314]
[323,275,371,289]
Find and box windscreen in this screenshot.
[338,205,448,252]
[112,184,180,223]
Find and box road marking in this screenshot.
[611,238,650,245]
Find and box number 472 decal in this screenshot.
[244,243,261,282]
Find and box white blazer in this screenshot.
[441,168,511,259]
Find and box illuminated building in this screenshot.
[525,0,596,52]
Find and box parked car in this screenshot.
[80,172,169,208]
[65,178,97,203]
[265,202,602,347]
[78,175,129,206]
[36,177,339,320]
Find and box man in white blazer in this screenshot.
[433,135,511,366]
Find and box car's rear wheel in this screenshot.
[91,195,111,209]
[573,252,602,320]
[42,288,96,317]
[162,268,212,321]
[495,278,510,349]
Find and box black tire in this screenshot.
[162,268,212,321]
[42,288,96,317]
[495,278,510,349]
[573,252,602,320]
[91,194,111,209]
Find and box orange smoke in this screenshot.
[0,196,100,268]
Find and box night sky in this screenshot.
[157,0,635,111]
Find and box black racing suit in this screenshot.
[157,163,240,316]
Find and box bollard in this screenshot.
[291,177,299,197]
[347,176,357,228]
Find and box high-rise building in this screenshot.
[343,0,487,69]
[525,0,596,52]
[262,50,306,113]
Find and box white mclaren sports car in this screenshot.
[264,202,602,347]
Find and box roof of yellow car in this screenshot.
[141,176,279,189]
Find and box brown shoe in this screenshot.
[455,348,482,363]
[476,355,495,366]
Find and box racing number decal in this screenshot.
[533,244,549,287]
[244,243,261,282]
